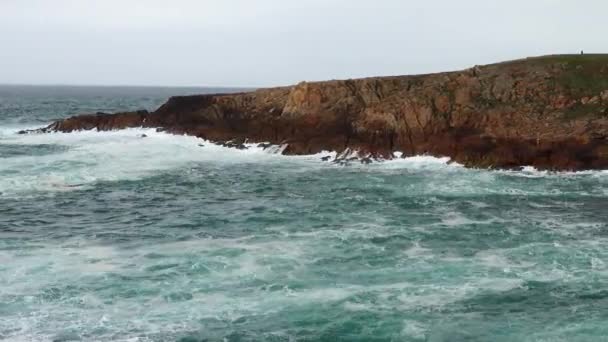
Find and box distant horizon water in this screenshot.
[0,83,256,91]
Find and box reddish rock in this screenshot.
[34,55,608,171]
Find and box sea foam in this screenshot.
[0,125,605,198]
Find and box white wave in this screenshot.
[437,210,506,228]
[497,165,608,178]
[0,124,42,137]
[401,320,428,339]
[0,126,460,197]
[1,125,606,197]
[372,155,461,170]
[0,127,327,197]
[403,242,435,259]
[262,143,289,154]
[393,277,524,311]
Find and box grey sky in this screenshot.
[1,0,605,87]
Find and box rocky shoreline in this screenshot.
[24,55,608,170]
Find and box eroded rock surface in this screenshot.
[32,55,608,170]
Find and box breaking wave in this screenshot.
[1,125,606,198]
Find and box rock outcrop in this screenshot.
[31,55,608,170]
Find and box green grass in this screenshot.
[528,53,608,63]
[494,54,608,95]
[562,102,607,120]
[528,54,608,97]
[489,54,608,120]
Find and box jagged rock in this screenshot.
[321,156,332,161]
[32,55,608,170]
[219,140,248,150]
[17,127,48,134]
[257,142,273,149]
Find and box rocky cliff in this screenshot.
[33,55,608,170]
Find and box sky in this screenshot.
[0,0,606,87]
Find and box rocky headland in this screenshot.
[27,55,608,170]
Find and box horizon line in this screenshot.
[2,53,605,90]
[0,82,258,89]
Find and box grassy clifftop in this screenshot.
[500,54,608,97]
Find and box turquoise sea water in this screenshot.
[1,85,607,342]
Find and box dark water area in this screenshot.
[1,86,607,341]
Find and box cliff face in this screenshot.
[40,55,608,170]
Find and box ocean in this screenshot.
[1,85,607,342]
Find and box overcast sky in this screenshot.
[0,0,605,87]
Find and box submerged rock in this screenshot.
[360,157,373,164]
[257,142,273,150]
[17,127,48,134]
[331,154,378,165]
[219,140,248,150]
